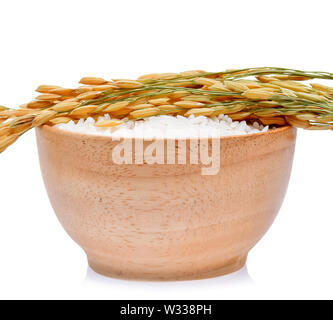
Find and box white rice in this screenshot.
[55,114,269,138]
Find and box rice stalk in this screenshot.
[1,67,333,153]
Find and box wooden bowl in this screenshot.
[36,125,296,281]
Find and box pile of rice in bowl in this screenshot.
[55,114,269,139]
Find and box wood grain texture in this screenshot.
[36,125,296,281]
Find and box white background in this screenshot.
[0,0,332,300]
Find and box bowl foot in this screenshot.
[88,254,247,281]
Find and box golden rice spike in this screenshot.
[94,119,124,127]
[79,77,107,85]
[184,108,214,117]
[48,117,72,125]
[103,101,130,112]
[174,101,206,108]
[242,89,274,100]
[32,110,57,126]
[129,107,160,119]
[36,93,62,101]
[70,105,97,116]
[36,85,62,93]
[51,101,81,112]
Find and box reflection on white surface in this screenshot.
[85,264,253,288]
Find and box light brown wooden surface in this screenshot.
[36,125,296,281]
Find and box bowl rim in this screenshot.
[38,124,295,141]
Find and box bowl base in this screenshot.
[88,254,247,281]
